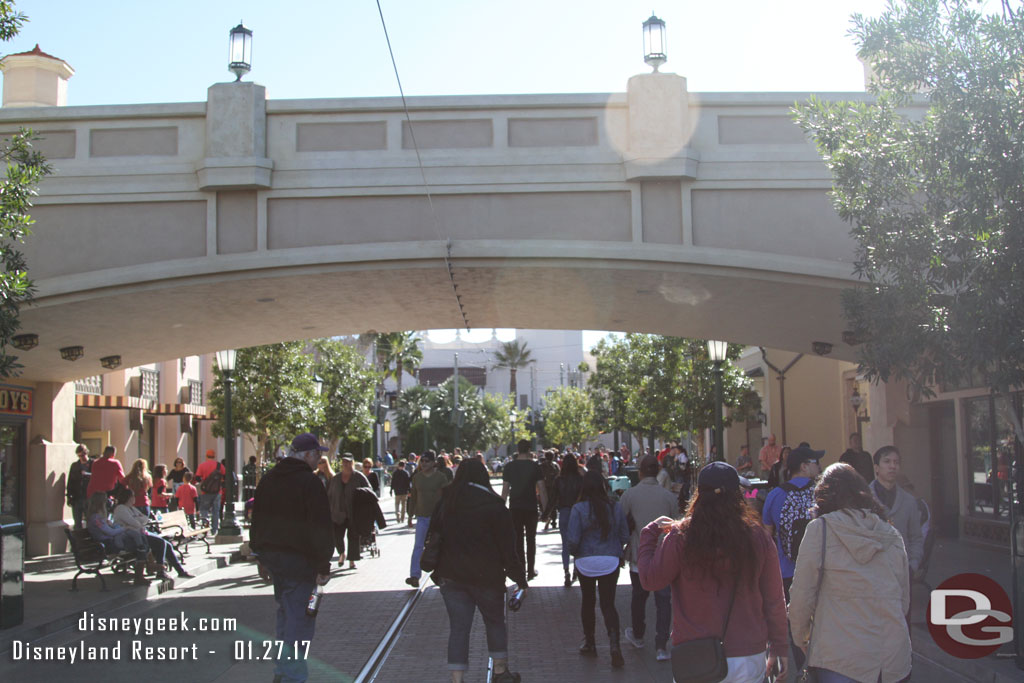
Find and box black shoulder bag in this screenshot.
[671,577,737,683]
[418,497,446,573]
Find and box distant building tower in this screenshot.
[1,44,74,107]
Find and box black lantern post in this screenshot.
[215,349,241,537]
[707,340,728,462]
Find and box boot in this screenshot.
[609,631,624,668]
[578,635,597,657]
[134,562,151,587]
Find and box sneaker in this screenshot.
[578,639,597,657]
[624,627,644,649]
[491,670,521,683]
[656,648,671,662]
[405,576,420,588]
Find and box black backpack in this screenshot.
[200,467,223,494]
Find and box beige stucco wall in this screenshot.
[759,349,853,463]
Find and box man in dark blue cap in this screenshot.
[251,432,334,683]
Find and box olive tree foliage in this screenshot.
[208,342,323,461]
[542,386,597,449]
[0,3,52,377]
[587,334,757,446]
[314,338,378,455]
[424,376,510,453]
[793,0,1024,439]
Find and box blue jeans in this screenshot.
[198,492,220,534]
[410,515,430,578]
[558,507,572,571]
[440,580,508,671]
[259,550,317,683]
[629,570,671,649]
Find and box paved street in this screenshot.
[1,489,1019,682]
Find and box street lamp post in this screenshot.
[421,406,431,453]
[313,372,324,438]
[707,340,728,463]
[215,349,241,537]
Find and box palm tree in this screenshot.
[493,339,534,407]
[383,331,423,396]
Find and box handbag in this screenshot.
[418,500,446,573]
[671,578,737,683]
[796,518,828,683]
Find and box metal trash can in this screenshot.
[0,514,25,629]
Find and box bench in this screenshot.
[156,509,211,555]
[63,526,139,592]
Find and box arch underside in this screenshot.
[18,250,854,383]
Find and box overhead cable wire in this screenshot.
[375,1,470,330]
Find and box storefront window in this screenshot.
[966,393,1022,520]
[0,424,25,516]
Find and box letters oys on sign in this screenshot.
[928,573,1013,658]
[0,386,32,416]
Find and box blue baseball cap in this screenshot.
[697,461,740,494]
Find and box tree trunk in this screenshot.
[510,368,518,406]
[395,365,404,457]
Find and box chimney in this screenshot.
[1,44,74,107]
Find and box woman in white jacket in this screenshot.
[789,463,911,683]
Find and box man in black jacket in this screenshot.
[251,432,333,683]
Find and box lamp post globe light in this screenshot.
[643,14,667,72]
[215,349,241,537]
[228,23,252,81]
[420,405,431,453]
[707,340,728,462]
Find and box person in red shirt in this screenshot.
[638,462,789,681]
[174,472,199,527]
[151,464,171,513]
[85,445,126,497]
[195,449,226,534]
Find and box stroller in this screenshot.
[354,487,387,560]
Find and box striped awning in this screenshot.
[149,402,210,418]
[75,394,153,410]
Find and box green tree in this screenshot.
[493,339,534,405]
[208,342,322,460]
[427,375,506,453]
[794,0,1024,441]
[588,334,755,451]
[381,331,423,396]
[314,338,378,455]
[395,384,433,452]
[0,3,52,377]
[542,386,597,448]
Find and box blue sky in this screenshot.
[9,0,897,106]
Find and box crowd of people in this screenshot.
[402,434,921,683]
[71,428,924,683]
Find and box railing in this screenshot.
[140,368,159,401]
[74,375,102,395]
[189,379,203,406]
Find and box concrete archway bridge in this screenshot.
[2,73,889,383]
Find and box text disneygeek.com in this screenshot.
[7,611,308,663]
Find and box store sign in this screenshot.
[0,385,33,417]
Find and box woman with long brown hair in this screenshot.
[125,459,153,515]
[638,462,788,683]
[567,470,630,668]
[789,463,911,683]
